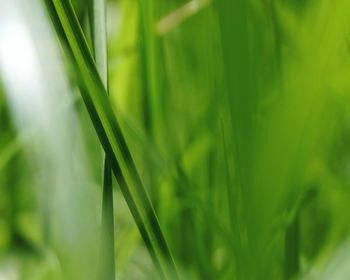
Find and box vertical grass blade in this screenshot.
[137,0,163,208]
[46,0,178,278]
[100,159,115,280]
[216,0,254,278]
[285,215,299,279]
[89,0,115,279]
[90,0,107,86]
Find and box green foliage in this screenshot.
[2,0,350,279]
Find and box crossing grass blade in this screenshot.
[45,0,178,278]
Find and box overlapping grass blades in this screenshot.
[45,0,178,278]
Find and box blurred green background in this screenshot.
[2,0,350,279]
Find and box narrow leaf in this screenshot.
[89,0,115,279]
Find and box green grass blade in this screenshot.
[137,0,163,207]
[90,0,108,87]
[46,0,178,278]
[138,0,162,144]
[284,215,299,279]
[100,158,115,280]
[216,0,253,278]
[89,0,115,278]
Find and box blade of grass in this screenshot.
[90,0,107,87]
[45,0,178,278]
[284,215,299,279]
[137,0,162,207]
[216,0,256,278]
[89,0,115,279]
[100,158,115,280]
[220,118,243,275]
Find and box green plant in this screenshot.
[2,0,350,279]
